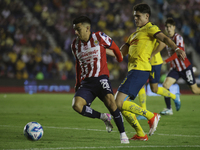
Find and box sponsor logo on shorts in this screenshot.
[100,79,111,92]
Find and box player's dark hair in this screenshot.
[73,16,91,25]
[165,17,176,26]
[133,3,151,17]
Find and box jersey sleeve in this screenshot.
[98,32,112,48]
[109,41,123,62]
[147,24,161,37]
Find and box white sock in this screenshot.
[120,132,127,138]
[100,113,107,121]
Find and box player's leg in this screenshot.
[182,65,200,94]
[116,70,160,137]
[102,93,129,143]
[150,65,177,107]
[137,85,147,120]
[138,85,147,109]
[122,110,148,141]
[115,91,148,140]
[72,78,113,132]
[161,76,177,114]
[72,96,101,119]
[98,76,129,143]
[115,72,148,139]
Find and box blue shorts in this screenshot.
[118,70,149,100]
[74,75,113,106]
[167,65,196,85]
[149,64,162,83]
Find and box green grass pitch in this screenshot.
[0,94,200,150]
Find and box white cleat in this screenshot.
[101,113,113,133]
[160,108,173,115]
[120,136,130,144]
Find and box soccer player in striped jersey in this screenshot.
[113,3,186,141]
[160,17,200,115]
[71,16,129,144]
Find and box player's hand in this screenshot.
[176,49,186,61]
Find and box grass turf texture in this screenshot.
[0,94,200,150]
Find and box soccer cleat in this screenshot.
[174,93,181,111]
[137,115,147,120]
[102,113,113,133]
[129,134,148,141]
[120,136,130,144]
[148,113,161,136]
[160,108,173,115]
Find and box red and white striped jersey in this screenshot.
[71,31,122,88]
[165,33,191,71]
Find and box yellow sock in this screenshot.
[157,87,176,99]
[138,87,146,109]
[122,110,145,137]
[122,101,154,120]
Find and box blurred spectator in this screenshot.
[1,0,200,80]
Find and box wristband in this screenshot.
[175,48,179,51]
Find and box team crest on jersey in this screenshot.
[94,40,99,46]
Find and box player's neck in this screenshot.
[139,21,149,28]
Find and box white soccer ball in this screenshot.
[23,122,43,141]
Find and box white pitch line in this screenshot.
[3,145,200,150]
[1,125,200,138]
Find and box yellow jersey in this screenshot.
[150,41,163,66]
[126,22,161,71]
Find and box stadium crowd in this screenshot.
[0,0,199,80]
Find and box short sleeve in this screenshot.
[98,32,112,47]
[147,24,161,37]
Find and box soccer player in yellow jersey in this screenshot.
[114,3,186,141]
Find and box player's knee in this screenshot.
[115,99,123,111]
[72,98,83,113]
[162,83,169,89]
[104,94,117,111]
[151,87,158,93]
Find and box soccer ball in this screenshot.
[23,122,43,141]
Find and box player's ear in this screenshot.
[86,25,90,32]
[146,13,149,19]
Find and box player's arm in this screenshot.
[120,43,129,57]
[106,43,129,59]
[155,32,186,60]
[151,40,166,58]
[106,41,123,62]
